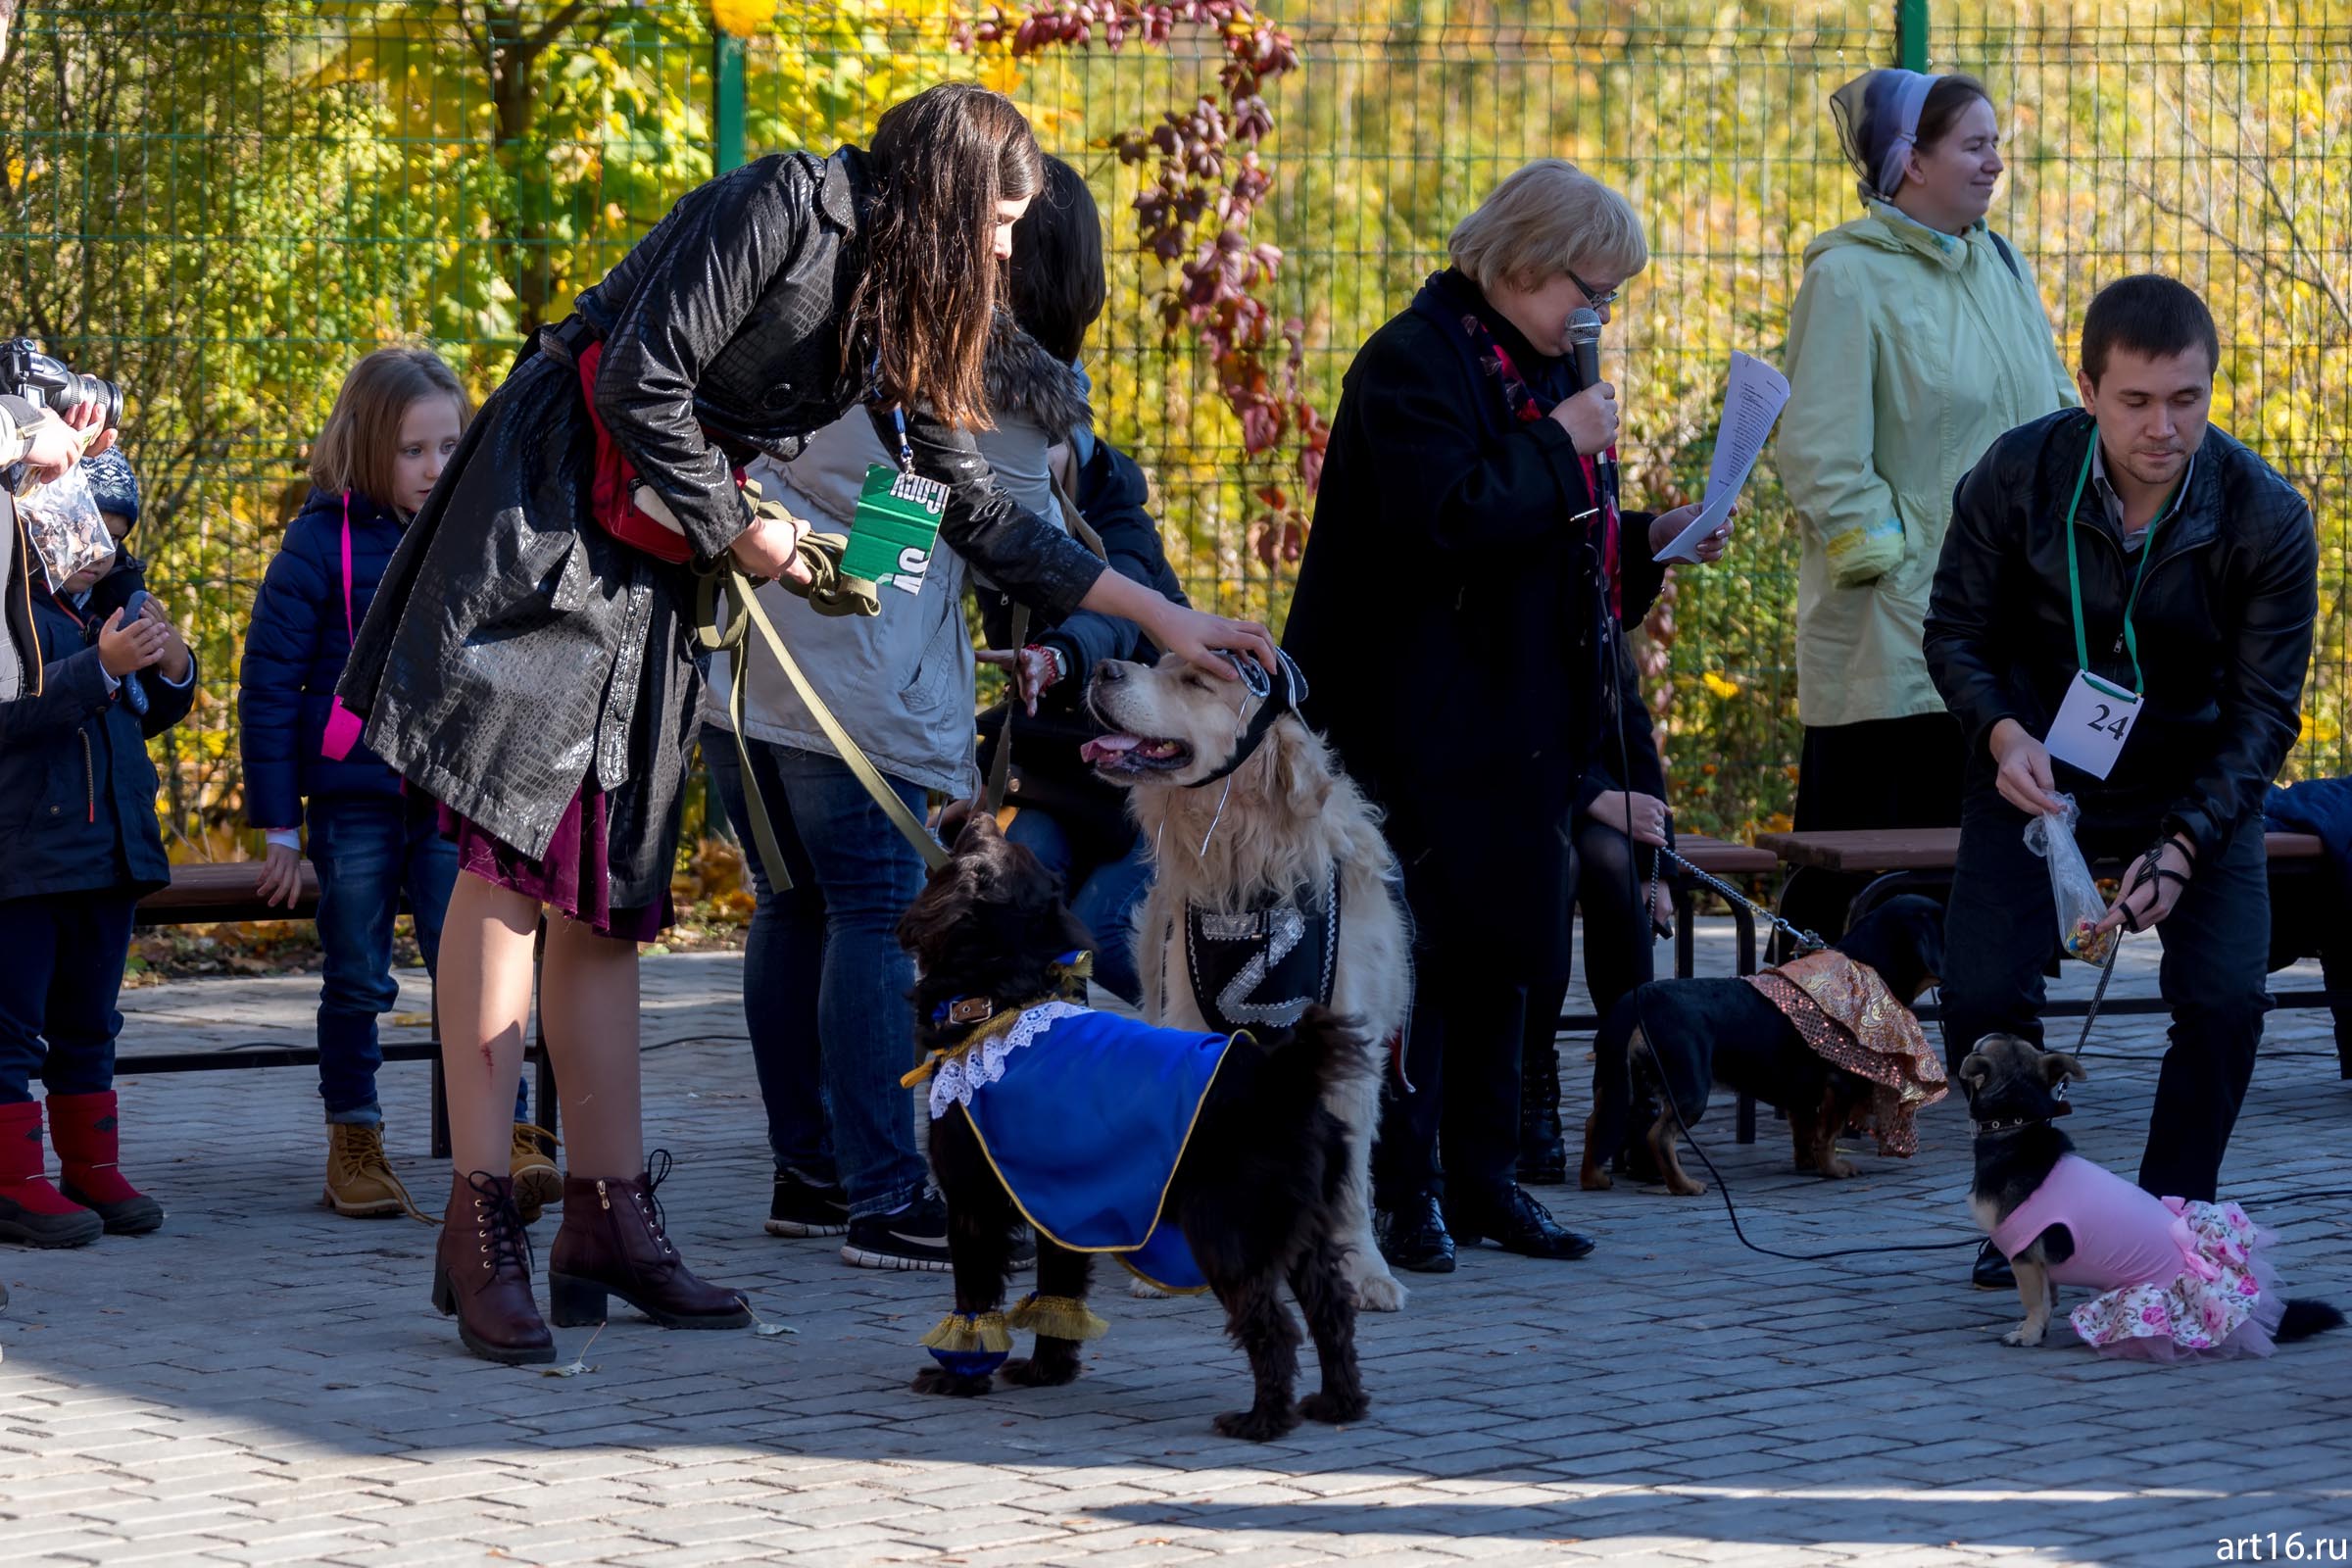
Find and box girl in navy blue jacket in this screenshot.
[239,349,548,1223]
[0,451,193,1250]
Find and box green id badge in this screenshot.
[843,463,948,596]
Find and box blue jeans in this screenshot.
[702,727,931,1220]
[0,889,136,1104]
[310,793,525,1126]
[1004,808,1152,1005]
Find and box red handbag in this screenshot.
[573,338,719,566]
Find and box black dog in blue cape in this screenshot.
[896,813,1372,1441]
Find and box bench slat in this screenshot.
[135,861,320,926]
[1672,833,1778,876]
[1753,827,2323,872]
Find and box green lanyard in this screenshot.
[2061,438,2180,698]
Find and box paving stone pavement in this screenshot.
[4,925,2351,1567]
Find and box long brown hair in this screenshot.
[310,345,469,506]
[846,82,1043,431]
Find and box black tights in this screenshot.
[1525,820,1661,1108]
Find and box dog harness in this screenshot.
[1184,865,1343,1035]
[1742,951,1946,1156]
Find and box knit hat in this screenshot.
[80,447,140,529]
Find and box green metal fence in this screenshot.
[3,1,2345,856]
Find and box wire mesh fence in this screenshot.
[2,0,2343,856]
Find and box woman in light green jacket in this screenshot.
[1777,69,2075,939]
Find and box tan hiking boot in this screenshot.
[510,1122,563,1225]
[324,1123,416,1218]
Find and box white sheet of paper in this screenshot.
[1653,350,1792,563]
[2043,672,2141,780]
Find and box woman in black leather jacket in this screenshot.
[344,84,1273,1367]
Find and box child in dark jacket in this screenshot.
[0,448,193,1249]
[238,348,550,1222]
[974,432,1186,1005]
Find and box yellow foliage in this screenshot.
[710,0,773,37]
[1702,671,1740,699]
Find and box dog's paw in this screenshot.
[1213,1404,1300,1443]
[1579,1164,1614,1192]
[1662,1175,1708,1197]
[1128,1275,1169,1300]
[1349,1268,1407,1314]
[911,1366,995,1397]
[1999,1326,2047,1348]
[1298,1391,1369,1425]
[1000,1354,1080,1388]
[1816,1157,1857,1180]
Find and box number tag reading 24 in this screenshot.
[2044,672,2140,780]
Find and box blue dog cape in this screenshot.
[925,1002,1233,1292]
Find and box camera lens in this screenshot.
[59,372,124,430]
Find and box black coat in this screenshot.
[0,570,195,904]
[1925,410,2318,861]
[1282,270,1662,978]
[344,146,1106,905]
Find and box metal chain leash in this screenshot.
[1654,844,1827,958]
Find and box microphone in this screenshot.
[1566,307,1603,392]
[1563,307,1618,513]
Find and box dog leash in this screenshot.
[981,485,1103,816]
[694,567,950,891]
[1653,840,2176,1267]
[1635,993,1984,1265]
[1654,845,1827,957]
[2063,840,2170,1055]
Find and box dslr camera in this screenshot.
[1,335,124,430]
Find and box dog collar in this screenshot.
[1970,1115,2054,1135]
[906,953,1097,1094]
[927,951,1093,1026]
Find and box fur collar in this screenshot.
[984,313,1091,437]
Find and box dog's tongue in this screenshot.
[1081,735,1142,764]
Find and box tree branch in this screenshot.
[520,0,601,61]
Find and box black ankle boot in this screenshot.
[1519,1032,1567,1185]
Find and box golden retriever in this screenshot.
[1082,653,1410,1313]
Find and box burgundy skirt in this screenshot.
[439,787,671,944]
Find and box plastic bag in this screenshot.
[2024,794,2115,964]
[15,464,115,593]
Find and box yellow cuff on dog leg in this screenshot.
[1008,1293,1109,1342]
[919,1310,1012,1354]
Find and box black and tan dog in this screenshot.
[897,814,1373,1442]
[1582,895,1946,1196]
[1958,1033,2343,1350]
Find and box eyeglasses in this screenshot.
[1567,267,1620,310]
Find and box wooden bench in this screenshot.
[1753,824,2343,1041]
[1547,833,1783,1144]
[123,862,559,1161]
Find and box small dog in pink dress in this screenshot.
[1959,1034,2342,1358]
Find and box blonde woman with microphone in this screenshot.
[1285,160,1717,1273]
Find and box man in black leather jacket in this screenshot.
[1925,275,2318,1230]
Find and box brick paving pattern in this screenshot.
[3,928,2348,1566]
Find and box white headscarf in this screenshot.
[1830,69,1940,209]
